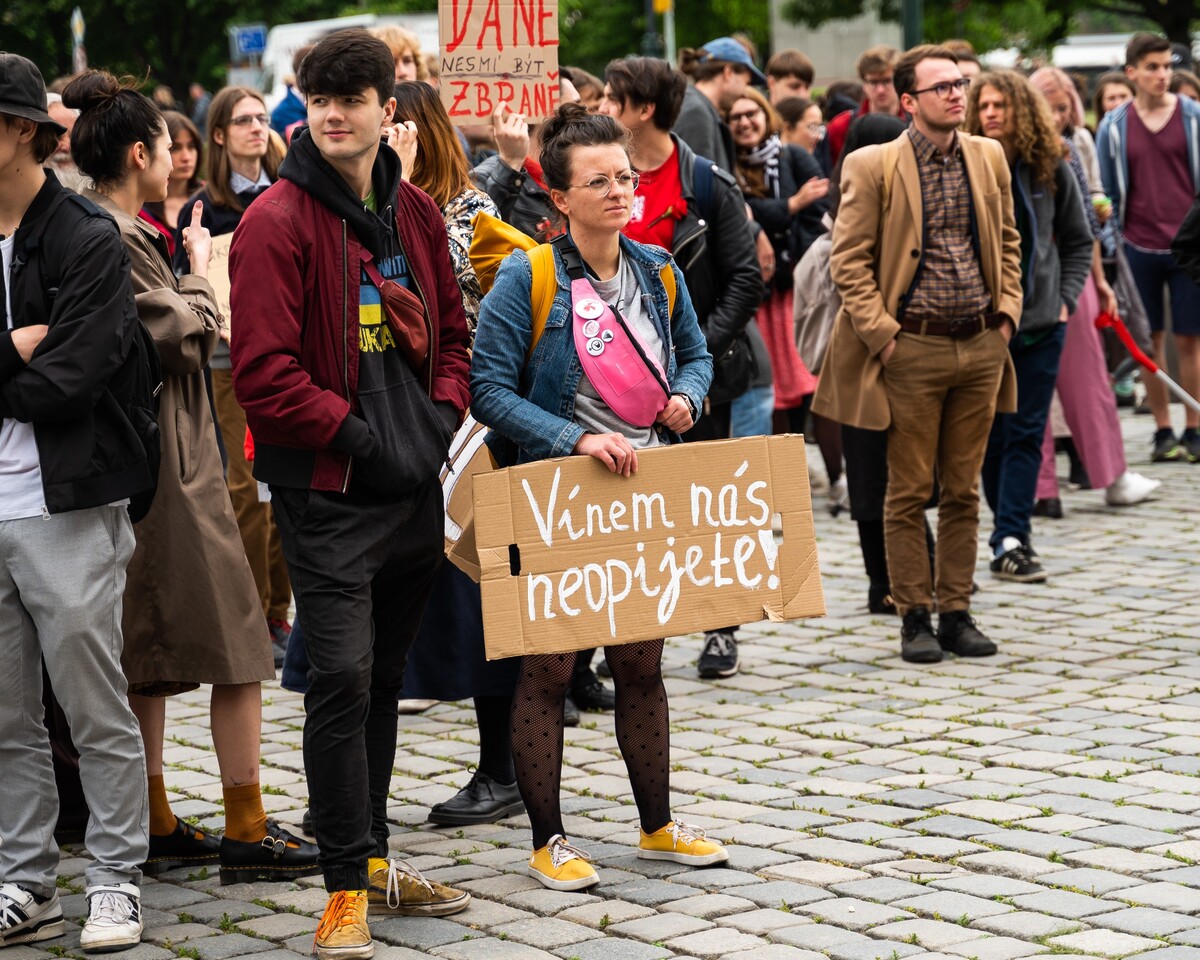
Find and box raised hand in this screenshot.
[182,200,212,277]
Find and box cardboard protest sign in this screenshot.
[475,435,825,660]
[207,233,233,330]
[438,0,560,126]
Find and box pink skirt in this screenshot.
[758,287,817,409]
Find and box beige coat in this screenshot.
[812,131,1024,430]
[87,191,273,695]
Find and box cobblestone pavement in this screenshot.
[19,410,1200,960]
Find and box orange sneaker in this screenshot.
[313,890,372,960]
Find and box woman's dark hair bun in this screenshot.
[538,101,591,143]
[537,101,629,193]
[61,69,124,113]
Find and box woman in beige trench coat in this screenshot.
[62,69,318,886]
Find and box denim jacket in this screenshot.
[470,233,714,464]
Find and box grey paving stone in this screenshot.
[663,895,759,919]
[717,945,825,960]
[767,924,872,950]
[824,940,926,960]
[901,817,997,841]
[605,879,701,907]
[1071,827,1184,850]
[490,918,604,948]
[1102,884,1200,915]
[738,882,837,909]
[670,870,767,891]
[795,897,911,931]
[715,909,816,936]
[610,913,715,943]
[1126,951,1200,960]
[373,916,482,950]
[1009,890,1124,920]
[666,929,767,958]
[965,831,1094,858]
[971,913,1085,939]
[555,902,656,930]
[177,900,274,925]
[433,939,558,960]
[1045,869,1148,896]
[774,838,898,867]
[955,853,1070,882]
[139,884,217,910]
[830,879,934,903]
[941,936,1049,960]
[234,914,319,940]
[893,892,1016,921]
[504,890,603,916]
[1049,930,1163,957]
[928,877,1045,898]
[1088,908,1200,938]
[870,919,988,950]
[1146,869,1200,888]
[187,934,277,960]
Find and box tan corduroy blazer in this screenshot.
[812,130,1024,430]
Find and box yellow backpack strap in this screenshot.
[660,261,677,320]
[526,243,557,361]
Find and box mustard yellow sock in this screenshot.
[148,774,177,837]
[222,782,269,843]
[368,857,389,877]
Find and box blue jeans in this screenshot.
[730,384,775,438]
[982,323,1067,553]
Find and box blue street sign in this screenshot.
[233,25,267,57]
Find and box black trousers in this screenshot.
[271,479,443,892]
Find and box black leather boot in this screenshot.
[900,607,941,663]
[938,610,998,657]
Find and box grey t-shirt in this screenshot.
[573,254,667,450]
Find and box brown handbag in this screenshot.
[361,253,432,388]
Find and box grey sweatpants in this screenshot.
[0,505,148,896]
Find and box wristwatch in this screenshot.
[672,392,698,421]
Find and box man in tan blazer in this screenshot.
[812,44,1023,664]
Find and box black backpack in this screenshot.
[26,191,163,522]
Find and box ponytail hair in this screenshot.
[62,69,163,187]
[537,101,629,192]
[678,47,731,83]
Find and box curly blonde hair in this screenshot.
[965,69,1063,189]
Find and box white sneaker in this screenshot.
[80,883,142,954]
[1105,471,1161,506]
[0,883,63,946]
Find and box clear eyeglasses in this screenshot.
[569,173,641,197]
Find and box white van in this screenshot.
[258,13,439,107]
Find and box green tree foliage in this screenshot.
[781,0,1196,50]
[1,0,341,97]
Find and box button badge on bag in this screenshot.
[583,319,600,337]
[577,298,605,320]
[586,337,606,356]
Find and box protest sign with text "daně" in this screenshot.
[439,0,560,125]
[474,435,826,660]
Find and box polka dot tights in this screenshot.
[510,639,670,849]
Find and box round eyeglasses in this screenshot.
[568,173,640,197]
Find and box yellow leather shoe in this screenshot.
[638,820,729,865]
[366,857,470,916]
[313,890,372,960]
[528,835,599,891]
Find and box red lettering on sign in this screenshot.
[539,0,557,45]
[478,0,504,50]
[448,80,471,116]
[445,0,474,52]
[513,0,536,46]
[548,82,560,112]
[496,80,515,104]
[475,82,494,116]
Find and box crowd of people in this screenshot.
[0,20,1195,960]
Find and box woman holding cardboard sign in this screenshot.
[470,103,720,891]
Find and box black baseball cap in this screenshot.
[0,52,67,135]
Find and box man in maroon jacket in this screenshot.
[229,30,471,959]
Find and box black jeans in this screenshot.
[271,479,443,892]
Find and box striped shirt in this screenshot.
[903,126,991,322]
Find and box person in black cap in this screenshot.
[0,52,152,953]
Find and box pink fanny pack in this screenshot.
[560,240,670,428]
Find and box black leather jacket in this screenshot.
[743,144,828,291]
[671,135,763,358]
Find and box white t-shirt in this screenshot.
[0,233,46,522]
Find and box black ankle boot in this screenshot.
[900,607,941,663]
[938,610,998,657]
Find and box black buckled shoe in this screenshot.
[428,771,525,826]
[938,610,998,658]
[570,679,616,711]
[219,819,321,885]
[564,695,580,728]
[900,607,942,663]
[143,818,221,876]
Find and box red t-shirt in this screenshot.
[623,144,685,252]
[1125,101,1194,251]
